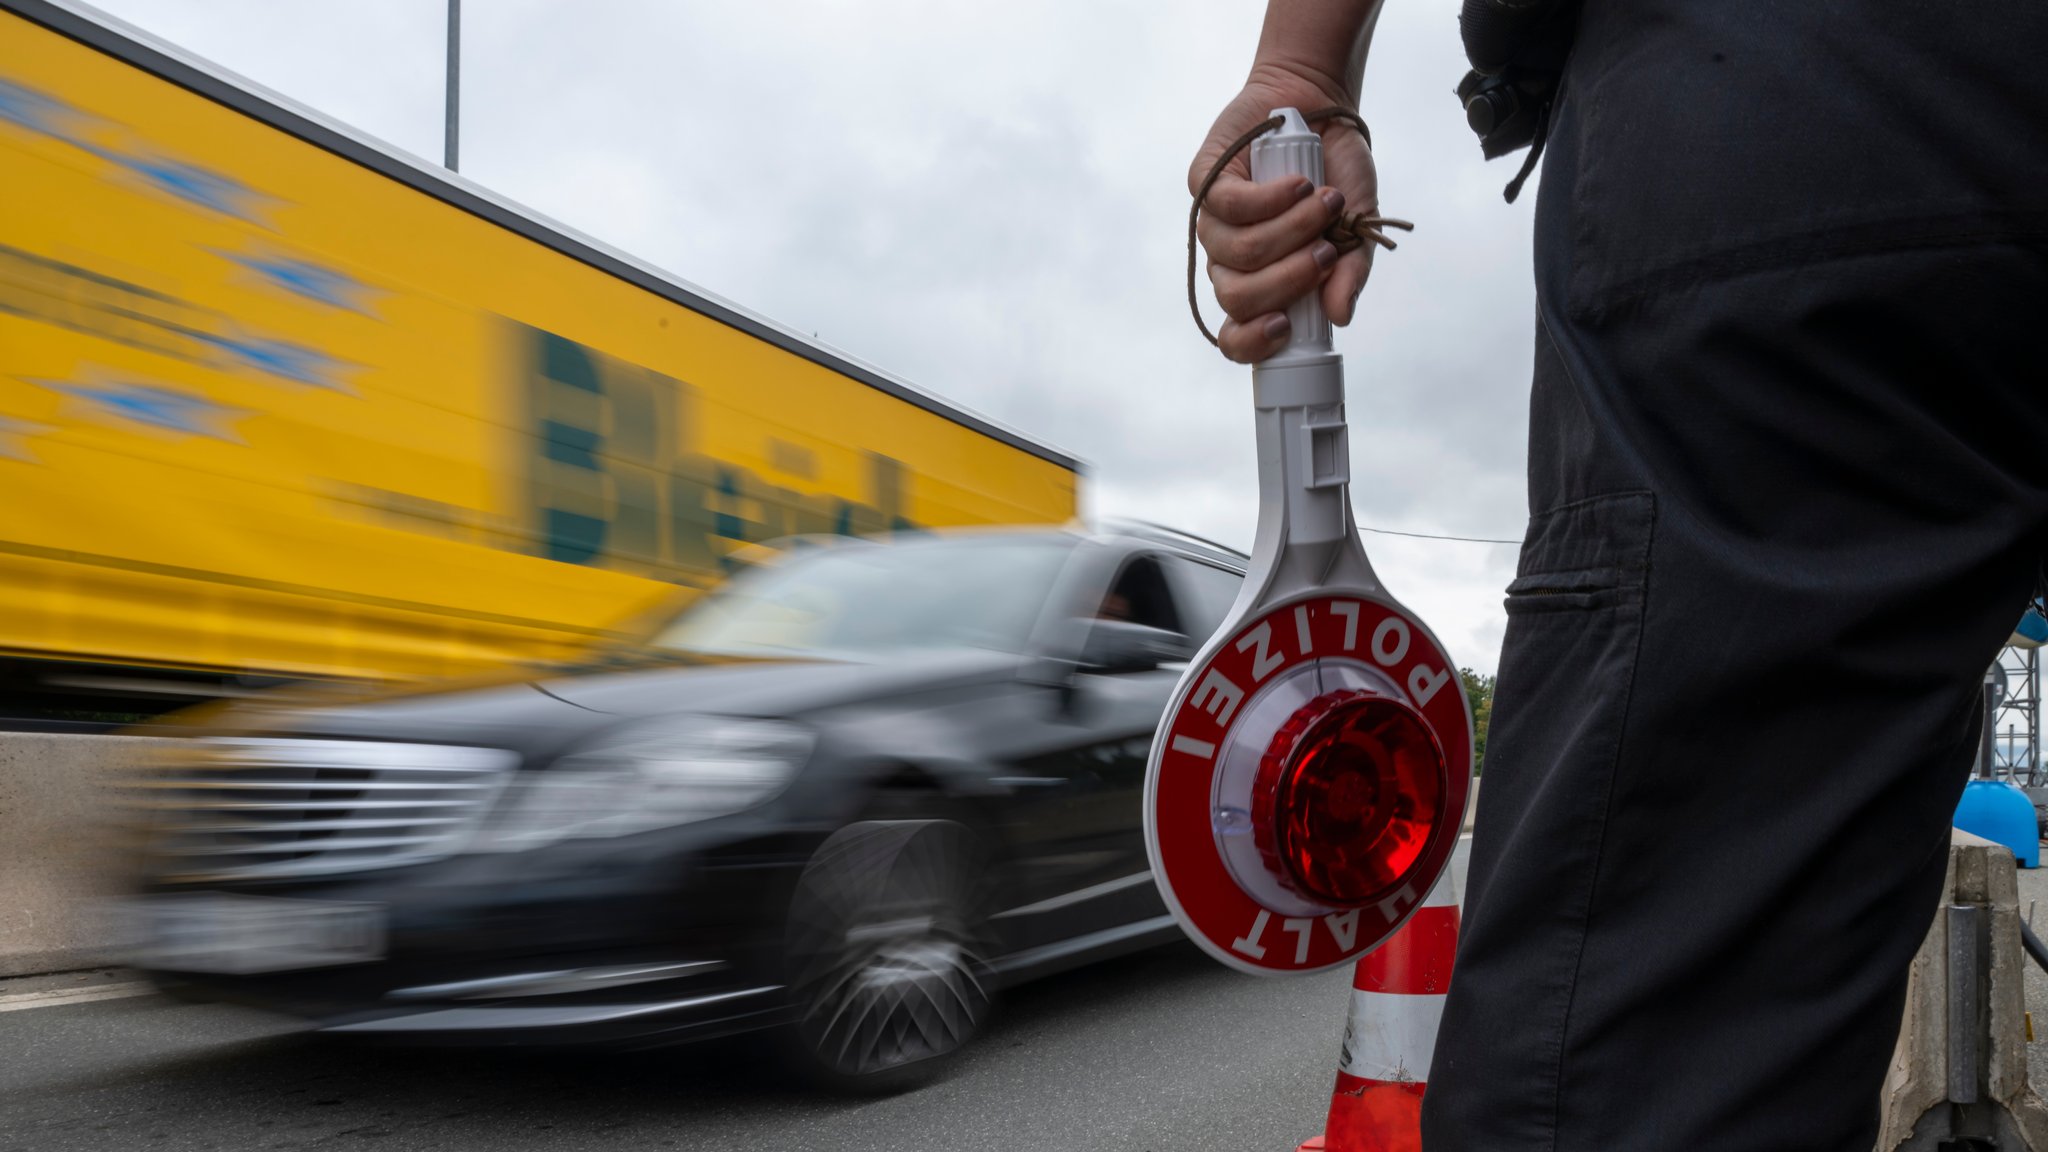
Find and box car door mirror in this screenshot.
[1076,620,1192,673]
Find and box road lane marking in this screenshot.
[0,981,155,1013]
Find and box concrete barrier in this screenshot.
[1879,831,2048,1150]
[0,733,168,977]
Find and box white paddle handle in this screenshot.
[1249,107,1332,357]
[1246,108,1359,562]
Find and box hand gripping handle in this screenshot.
[1251,108,1334,358]
[1243,109,1376,596]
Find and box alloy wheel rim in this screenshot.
[797,903,990,1076]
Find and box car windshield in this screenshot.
[652,536,1073,658]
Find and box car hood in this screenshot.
[537,648,1027,716]
[190,648,1029,755]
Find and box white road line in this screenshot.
[0,981,155,1013]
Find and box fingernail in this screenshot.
[1321,188,1345,217]
[1311,240,1338,270]
[1294,178,1315,200]
[1262,314,1291,342]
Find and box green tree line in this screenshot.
[1459,667,1495,774]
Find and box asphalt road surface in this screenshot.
[2018,860,2048,1095]
[0,943,1354,1152]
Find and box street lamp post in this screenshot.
[444,0,460,171]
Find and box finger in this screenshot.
[1200,172,1315,227]
[1217,313,1293,364]
[1209,239,1340,322]
[1200,186,1344,273]
[1322,247,1374,327]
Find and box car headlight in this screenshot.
[468,718,812,853]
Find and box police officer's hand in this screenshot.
[1191,67,1380,364]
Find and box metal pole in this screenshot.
[1947,904,1983,1104]
[444,0,460,171]
[2032,647,2041,787]
[1981,671,1997,780]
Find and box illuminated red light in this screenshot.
[1252,689,1448,907]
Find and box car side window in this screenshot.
[1100,554,1183,634]
[1164,557,1243,642]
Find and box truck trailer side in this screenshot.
[0,0,1080,701]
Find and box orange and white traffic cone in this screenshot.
[1296,867,1461,1152]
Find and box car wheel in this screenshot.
[782,818,994,1091]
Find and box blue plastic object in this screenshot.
[1954,779,2041,868]
[2014,606,2048,647]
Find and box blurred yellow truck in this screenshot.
[0,1,1080,690]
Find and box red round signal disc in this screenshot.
[1144,593,1472,975]
[1252,690,1447,908]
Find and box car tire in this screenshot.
[781,818,994,1092]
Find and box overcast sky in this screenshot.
[85,0,1539,673]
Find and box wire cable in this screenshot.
[1359,526,1524,545]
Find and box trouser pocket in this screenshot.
[1480,489,1654,892]
[1425,490,1654,1149]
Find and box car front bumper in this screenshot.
[134,826,816,1047]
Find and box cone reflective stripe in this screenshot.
[1298,864,1461,1152]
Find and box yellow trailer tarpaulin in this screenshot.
[0,3,1079,683]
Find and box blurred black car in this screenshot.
[121,524,1245,1088]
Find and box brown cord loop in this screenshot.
[1187,105,1414,348]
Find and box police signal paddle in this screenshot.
[1144,109,1472,976]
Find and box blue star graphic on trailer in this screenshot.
[219,249,378,313]
[86,148,273,222]
[36,379,245,441]
[0,77,85,142]
[194,331,355,390]
[0,77,272,221]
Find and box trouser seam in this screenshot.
[1536,312,1657,1152]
